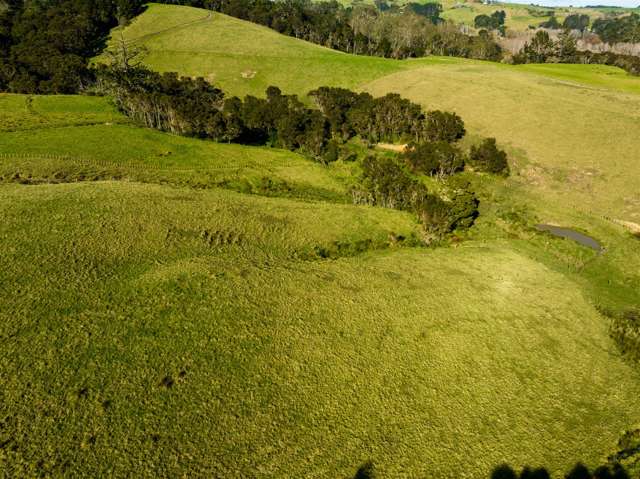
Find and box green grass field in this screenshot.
[2,3,640,477]
[0,94,127,131]
[2,180,640,477]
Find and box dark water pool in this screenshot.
[536,224,602,252]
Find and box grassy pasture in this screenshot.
[1,181,640,478]
[0,98,352,201]
[0,93,126,131]
[1,4,640,476]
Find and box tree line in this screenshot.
[513,30,640,75]
[593,13,640,44]
[96,65,456,159]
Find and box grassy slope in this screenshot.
[2,4,640,477]
[0,94,350,201]
[2,182,639,478]
[118,5,640,97]
[363,61,640,221]
[0,94,127,131]
[118,4,640,222]
[114,4,452,98]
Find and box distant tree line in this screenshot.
[592,13,640,44]
[514,30,640,75]
[153,0,503,61]
[0,0,144,93]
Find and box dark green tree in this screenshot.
[562,14,589,32]
[539,15,560,30]
[403,141,465,177]
[468,138,509,175]
[424,110,466,142]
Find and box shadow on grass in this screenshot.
[351,462,631,478]
[491,463,630,479]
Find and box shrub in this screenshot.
[609,308,640,363]
[468,138,509,175]
[414,180,479,234]
[354,156,427,210]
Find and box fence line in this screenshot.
[0,152,261,173]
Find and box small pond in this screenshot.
[536,224,602,252]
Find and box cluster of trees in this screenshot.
[604,307,640,363]
[593,13,640,44]
[308,86,466,144]
[539,15,561,30]
[0,0,144,93]
[353,155,479,235]
[562,13,591,32]
[539,12,640,45]
[403,137,508,178]
[351,111,507,235]
[97,67,476,163]
[540,13,590,31]
[153,0,503,61]
[277,84,507,234]
[474,10,506,34]
[514,30,640,75]
[97,65,335,157]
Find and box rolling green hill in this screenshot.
[117,4,640,224]
[339,0,636,31]
[2,3,640,477]
[438,0,609,31]
[114,4,640,100]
